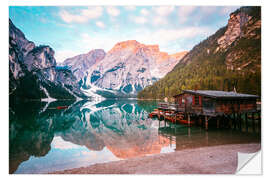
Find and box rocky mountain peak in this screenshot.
[108,40,143,54]
[86,49,106,60]
[24,45,56,72]
[108,40,165,60]
[142,45,161,56]
[217,7,259,51]
[107,40,178,64]
[215,7,261,71]
[9,19,87,100]
[62,49,106,82]
[9,20,35,56]
[83,40,187,97]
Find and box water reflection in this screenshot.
[9,99,260,174]
[158,124,260,151]
[10,99,171,173]
[9,100,82,173]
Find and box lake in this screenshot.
[9,99,260,174]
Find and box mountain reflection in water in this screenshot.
[9,99,260,174]
[9,99,169,173]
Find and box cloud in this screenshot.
[79,33,118,52]
[200,6,218,15]
[178,6,197,23]
[219,6,239,15]
[150,6,175,26]
[140,8,149,16]
[81,6,103,19]
[153,6,175,16]
[152,16,168,26]
[79,25,211,54]
[124,6,136,11]
[178,6,197,16]
[59,7,103,23]
[133,26,211,49]
[133,16,148,24]
[55,50,81,63]
[59,10,87,23]
[96,21,105,28]
[106,6,120,17]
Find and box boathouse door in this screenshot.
[185,95,193,112]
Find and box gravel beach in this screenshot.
[52,143,260,174]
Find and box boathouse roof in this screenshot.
[173,90,259,99]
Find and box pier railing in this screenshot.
[158,102,185,112]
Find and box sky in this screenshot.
[9,6,240,63]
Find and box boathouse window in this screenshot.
[195,96,200,105]
[193,95,200,106]
[178,96,185,106]
[182,98,185,105]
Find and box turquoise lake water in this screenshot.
[9,99,260,174]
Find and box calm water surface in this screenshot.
[9,99,260,174]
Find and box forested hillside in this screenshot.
[138,7,261,99]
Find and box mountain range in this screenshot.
[9,18,186,100]
[61,40,187,98]
[9,6,260,101]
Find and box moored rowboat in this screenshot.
[56,106,68,110]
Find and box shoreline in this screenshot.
[51,143,261,174]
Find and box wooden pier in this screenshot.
[149,90,261,131]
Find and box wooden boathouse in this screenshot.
[152,90,260,131]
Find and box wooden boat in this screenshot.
[148,109,159,118]
[178,119,195,125]
[56,106,69,110]
[165,115,176,123]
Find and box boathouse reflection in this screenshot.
[157,119,260,152]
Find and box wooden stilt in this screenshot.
[188,114,191,126]
[229,115,233,129]
[258,111,261,132]
[252,112,255,132]
[245,113,248,132]
[221,115,223,128]
[199,116,202,126]
[205,116,208,131]
[236,114,239,129]
[188,127,191,137]
[217,117,220,129]
[205,131,209,145]
[239,113,242,131]
[233,113,236,129]
[231,114,234,129]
